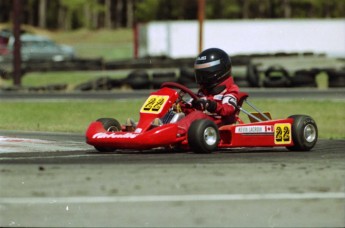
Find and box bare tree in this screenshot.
[115,0,123,28]
[39,0,47,28]
[283,0,291,18]
[105,0,113,29]
[126,0,133,28]
[242,0,250,18]
[84,3,92,29]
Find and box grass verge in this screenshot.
[0,24,133,60]
[0,99,343,139]
[0,71,129,90]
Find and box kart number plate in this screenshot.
[274,123,291,144]
[140,95,169,114]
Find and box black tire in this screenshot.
[231,55,251,66]
[74,77,115,91]
[232,66,250,87]
[263,76,291,87]
[233,76,250,87]
[263,65,291,87]
[286,115,318,151]
[94,77,113,90]
[46,83,68,91]
[291,70,317,87]
[125,70,151,90]
[109,78,123,88]
[246,63,260,87]
[179,66,195,79]
[327,69,345,88]
[188,119,219,154]
[94,118,121,152]
[74,81,93,91]
[177,67,198,88]
[152,72,176,89]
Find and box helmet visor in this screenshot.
[195,65,224,85]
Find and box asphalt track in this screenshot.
[0,130,344,227]
[0,89,344,227]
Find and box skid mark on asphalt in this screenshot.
[0,192,344,204]
[0,136,91,153]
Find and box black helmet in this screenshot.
[194,48,232,91]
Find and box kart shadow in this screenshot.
[219,147,290,154]
[86,147,290,155]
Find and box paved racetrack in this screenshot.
[0,131,344,227]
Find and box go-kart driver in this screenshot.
[125,48,240,134]
[176,48,240,135]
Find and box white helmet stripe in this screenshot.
[194,59,221,69]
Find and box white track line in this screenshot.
[0,154,95,161]
[0,136,91,153]
[1,192,344,204]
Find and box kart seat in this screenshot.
[237,92,249,108]
[220,92,249,126]
[234,92,249,124]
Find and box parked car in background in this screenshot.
[0,32,75,62]
[0,29,11,56]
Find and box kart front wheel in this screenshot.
[94,118,121,152]
[188,119,219,154]
[286,115,318,151]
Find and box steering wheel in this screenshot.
[161,82,198,101]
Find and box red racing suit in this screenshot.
[177,76,240,134]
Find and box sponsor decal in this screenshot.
[274,123,291,144]
[140,95,169,114]
[235,125,273,134]
[92,132,137,139]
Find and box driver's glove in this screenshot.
[192,99,217,112]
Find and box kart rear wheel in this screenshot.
[286,115,318,151]
[188,119,219,154]
[94,118,121,152]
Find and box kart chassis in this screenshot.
[86,82,318,153]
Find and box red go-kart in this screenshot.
[86,82,318,153]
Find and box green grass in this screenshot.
[42,28,134,60]
[22,71,127,89]
[0,71,129,90]
[0,100,142,133]
[0,24,133,60]
[0,99,344,139]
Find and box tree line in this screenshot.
[0,0,344,30]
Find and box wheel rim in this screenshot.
[204,127,217,146]
[304,124,316,143]
[107,126,119,132]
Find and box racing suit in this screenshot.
[177,76,239,134]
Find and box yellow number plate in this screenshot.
[274,123,291,144]
[140,95,169,114]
